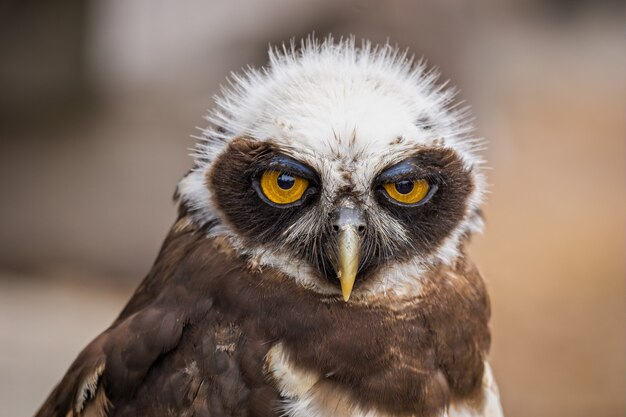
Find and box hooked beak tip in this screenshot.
[340,274,355,302]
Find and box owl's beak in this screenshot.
[337,225,361,301]
[332,207,365,302]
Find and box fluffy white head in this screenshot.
[178,37,486,298]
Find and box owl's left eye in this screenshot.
[260,170,309,205]
[383,179,430,205]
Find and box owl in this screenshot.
[36,37,504,417]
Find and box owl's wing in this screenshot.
[34,220,270,417]
[447,361,504,417]
[34,302,190,417]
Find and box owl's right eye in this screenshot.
[259,170,309,205]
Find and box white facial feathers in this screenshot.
[200,37,481,163]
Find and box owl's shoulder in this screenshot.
[35,220,274,416]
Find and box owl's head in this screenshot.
[177,37,486,301]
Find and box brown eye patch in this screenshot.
[374,148,474,258]
[207,137,319,247]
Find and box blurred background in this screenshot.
[0,1,623,416]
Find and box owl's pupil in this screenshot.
[395,180,414,195]
[277,173,295,190]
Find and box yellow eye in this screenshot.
[383,179,430,205]
[260,170,309,205]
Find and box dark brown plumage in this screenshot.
[36,217,490,417]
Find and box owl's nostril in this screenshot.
[330,207,366,235]
[331,223,366,235]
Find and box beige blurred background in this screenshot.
[0,1,624,416]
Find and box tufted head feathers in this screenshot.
[176,36,486,300]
